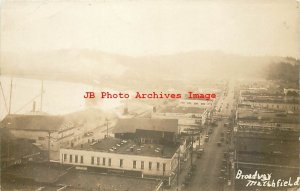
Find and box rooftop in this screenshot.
[1,128,42,162]
[242,99,299,104]
[240,91,282,97]
[3,163,69,183]
[238,121,300,131]
[57,170,161,191]
[158,106,206,114]
[0,114,65,132]
[237,152,299,167]
[71,137,179,158]
[113,118,178,134]
[236,136,299,155]
[237,108,299,123]
[3,163,161,191]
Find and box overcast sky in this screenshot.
[1,0,299,58]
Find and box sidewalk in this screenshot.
[169,132,207,191]
[169,155,198,191]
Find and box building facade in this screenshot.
[60,147,179,177]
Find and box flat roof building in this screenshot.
[60,118,181,181]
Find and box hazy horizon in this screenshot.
[1,0,299,58]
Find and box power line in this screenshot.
[8,79,13,115]
[0,81,9,113]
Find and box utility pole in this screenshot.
[198,132,201,149]
[199,124,203,149]
[48,131,50,162]
[190,135,193,167]
[7,139,10,168]
[8,78,13,115]
[106,118,109,138]
[177,148,180,191]
[40,80,44,112]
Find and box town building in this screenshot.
[113,118,179,144]
[0,128,43,169]
[233,86,300,191]
[178,99,214,109]
[152,105,209,133]
[239,88,299,112]
[284,88,300,95]
[241,99,299,112]
[0,114,76,151]
[59,118,181,184]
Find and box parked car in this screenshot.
[205,136,209,142]
[191,164,197,171]
[197,148,204,158]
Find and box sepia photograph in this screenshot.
[0,0,299,191]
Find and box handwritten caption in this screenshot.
[236,169,300,188]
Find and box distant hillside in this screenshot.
[1,50,296,85]
[266,61,300,84]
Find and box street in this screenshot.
[188,120,226,191]
[184,80,236,191]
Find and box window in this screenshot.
[108,158,111,166]
[69,155,73,163]
[102,158,106,166]
[63,154,67,162]
[91,156,94,165]
[97,157,100,165]
[75,155,78,163]
[80,156,84,164]
[157,162,160,171]
[163,163,166,172]
[141,161,144,170]
[133,161,136,169]
[149,162,152,170]
[120,159,123,167]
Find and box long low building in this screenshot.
[152,106,209,133]
[241,100,299,112]
[0,114,75,151]
[60,118,182,184]
[60,137,180,178]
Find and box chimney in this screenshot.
[123,106,128,115]
[32,101,36,112]
[153,106,156,113]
